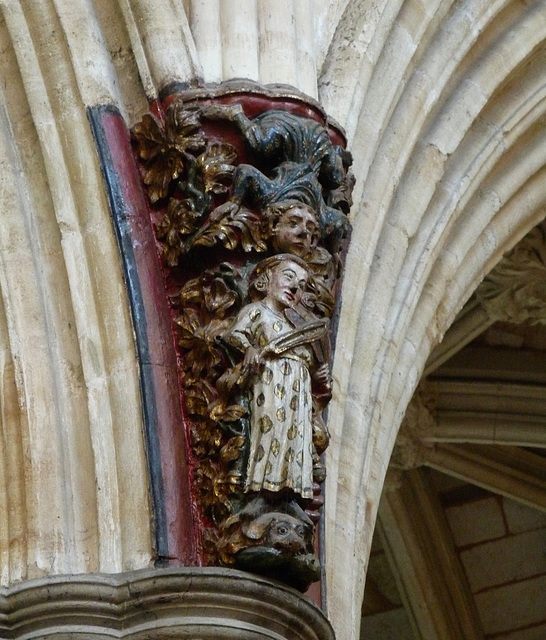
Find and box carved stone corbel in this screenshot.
[131,83,353,590]
[426,221,546,374]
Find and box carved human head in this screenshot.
[249,254,309,310]
[263,200,319,258]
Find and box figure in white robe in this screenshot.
[224,255,330,500]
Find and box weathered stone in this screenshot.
[0,568,333,640]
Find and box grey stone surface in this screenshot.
[360,607,415,640]
[475,574,546,635]
[504,497,546,534]
[445,497,506,546]
[0,567,333,640]
[461,527,546,592]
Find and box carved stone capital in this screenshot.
[476,222,546,324]
[426,221,546,374]
[0,568,333,640]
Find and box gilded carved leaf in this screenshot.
[176,276,205,306]
[192,202,267,252]
[174,266,244,443]
[196,143,237,195]
[220,436,246,464]
[174,312,235,377]
[194,454,243,525]
[156,198,201,266]
[174,308,201,349]
[194,459,221,505]
[132,114,183,203]
[131,113,167,162]
[165,104,206,154]
[204,278,239,318]
[132,102,241,267]
[175,264,242,320]
[132,105,206,203]
[209,402,247,424]
[189,420,222,458]
[184,381,214,418]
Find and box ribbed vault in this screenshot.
[0,2,545,640]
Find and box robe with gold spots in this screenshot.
[226,301,315,499]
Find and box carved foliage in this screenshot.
[133,104,239,265]
[476,223,546,324]
[171,263,246,531]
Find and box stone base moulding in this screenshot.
[0,567,334,639]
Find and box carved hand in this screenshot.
[242,345,262,377]
[312,363,332,394]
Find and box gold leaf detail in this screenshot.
[258,415,273,433]
[196,142,237,195]
[192,202,267,253]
